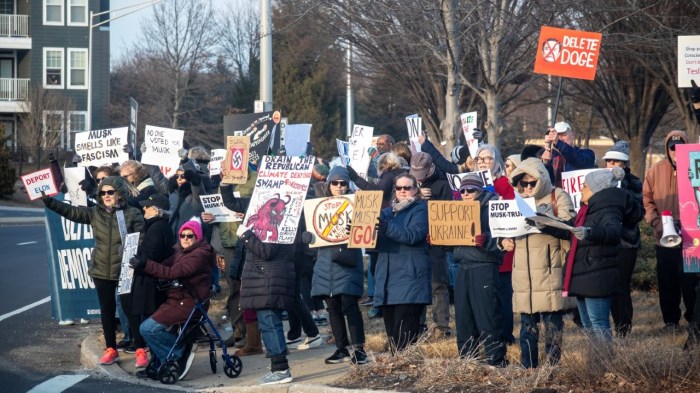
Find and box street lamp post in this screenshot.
[87,0,162,132]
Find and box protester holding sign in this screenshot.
[373,174,430,352]
[417,132,476,175]
[166,162,207,238]
[42,176,144,366]
[119,160,158,210]
[503,157,575,369]
[541,121,596,188]
[452,173,506,366]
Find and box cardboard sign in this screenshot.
[406,114,422,154]
[678,36,700,88]
[200,194,243,223]
[428,201,481,246]
[533,26,602,81]
[460,112,479,158]
[22,168,58,200]
[63,167,88,207]
[74,127,129,167]
[141,125,184,178]
[303,195,355,248]
[243,155,314,244]
[208,149,226,176]
[285,124,312,156]
[674,144,700,273]
[348,124,374,179]
[489,198,540,238]
[348,190,383,249]
[222,136,250,184]
[561,169,597,211]
[117,232,140,295]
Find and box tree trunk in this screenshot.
[629,133,645,178]
[484,91,501,149]
[440,0,460,155]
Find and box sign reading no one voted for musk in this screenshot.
[348,190,383,249]
[141,125,184,178]
[428,201,481,246]
[303,195,355,248]
[22,168,58,200]
[74,127,129,167]
[533,26,602,80]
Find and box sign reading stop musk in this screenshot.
[534,26,602,81]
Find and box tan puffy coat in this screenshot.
[509,158,576,314]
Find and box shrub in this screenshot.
[0,135,16,197]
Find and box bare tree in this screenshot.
[18,86,75,164]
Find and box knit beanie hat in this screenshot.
[450,145,469,165]
[602,141,629,162]
[179,217,203,241]
[507,154,522,168]
[584,167,625,195]
[459,172,484,192]
[326,165,350,185]
[312,163,330,182]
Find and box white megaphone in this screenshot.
[660,211,681,248]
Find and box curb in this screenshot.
[0,217,45,225]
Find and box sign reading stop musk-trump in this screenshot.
[534,26,602,81]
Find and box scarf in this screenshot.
[562,203,588,297]
[391,196,417,214]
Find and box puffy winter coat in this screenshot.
[453,190,504,266]
[311,245,363,298]
[131,215,175,315]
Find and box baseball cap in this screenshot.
[139,194,170,210]
[554,121,571,133]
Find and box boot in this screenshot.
[236,321,263,356]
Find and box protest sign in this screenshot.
[428,201,481,246]
[348,124,374,179]
[489,198,540,238]
[63,167,88,206]
[45,193,101,320]
[223,112,277,164]
[675,144,700,273]
[117,233,140,295]
[208,149,226,176]
[348,190,383,249]
[561,169,597,211]
[243,155,314,244]
[678,36,700,88]
[533,26,602,81]
[285,124,312,156]
[303,195,355,248]
[129,97,138,151]
[200,194,243,223]
[222,136,250,185]
[477,169,494,187]
[141,125,184,178]
[406,114,422,154]
[74,127,129,167]
[22,168,58,200]
[460,112,479,158]
[446,173,467,192]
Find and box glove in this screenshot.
[346,165,359,181]
[571,226,590,241]
[78,178,95,193]
[375,218,388,234]
[123,144,133,154]
[474,233,487,248]
[129,255,146,271]
[72,153,82,164]
[46,152,56,162]
[183,170,201,186]
[236,224,252,237]
[301,231,314,244]
[344,217,353,235]
[472,128,484,142]
[691,80,700,104]
[524,218,544,230]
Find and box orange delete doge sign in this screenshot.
[534,26,602,81]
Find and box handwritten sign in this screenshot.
[200,194,243,223]
[478,170,494,187]
[460,112,479,158]
[561,169,597,212]
[533,26,602,81]
[63,167,88,207]
[406,114,422,154]
[243,155,314,244]
[208,149,226,176]
[489,198,539,238]
[428,201,481,246]
[141,125,184,178]
[22,168,58,200]
[348,190,383,249]
[117,232,140,295]
[222,136,250,184]
[348,124,374,179]
[74,127,129,167]
[303,195,355,248]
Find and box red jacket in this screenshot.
[494,176,515,273]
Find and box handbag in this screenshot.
[331,246,359,268]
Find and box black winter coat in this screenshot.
[131,215,175,315]
[620,168,644,248]
[420,171,454,284]
[453,191,504,267]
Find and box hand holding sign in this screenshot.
[22,168,58,201]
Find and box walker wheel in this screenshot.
[159,361,180,385]
[209,350,217,373]
[223,355,242,378]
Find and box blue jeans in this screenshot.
[211,265,221,293]
[116,291,131,341]
[256,309,287,356]
[367,253,376,297]
[519,312,563,368]
[577,297,612,343]
[140,317,184,363]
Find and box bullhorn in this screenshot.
[660,211,681,248]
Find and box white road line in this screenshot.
[27,374,89,393]
[17,241,38,246]
[0,296,51,323]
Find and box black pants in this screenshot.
[94,277,118,349]
[287,253,319,340]
[325,295,365,349]
[119,292,146,348]
[687,281,700,345]
[611,247,637,335]
[656,246,698,324]
[224,247,245,340]
[454,263,505,365]
[382,304,422,351]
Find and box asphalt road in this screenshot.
[0,222,176,393]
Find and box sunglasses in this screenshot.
[519,180,538,188]
[460,188,478,194]
[179,233,196,239]
[99,190,116,196]
[175,174,186,179]
[605,159,621,163]
[669,145,677,152]
[395,185,414,191]
[330,180,347,187]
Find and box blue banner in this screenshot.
[45,193,101,320]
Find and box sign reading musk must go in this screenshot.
[534,26,602,81]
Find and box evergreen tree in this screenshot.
[0,134,17,197]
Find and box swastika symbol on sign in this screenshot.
[232,150,243,169]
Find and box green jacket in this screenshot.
[44,176,145,281]
[219,171,257,247]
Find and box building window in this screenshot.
[44,0,64,26]
[68,49,87,89]
[44,48,64,89]
[43,110,66,148]
[68,0,88,26]
[68,111,87,134]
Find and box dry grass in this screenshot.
[335,291,700,393]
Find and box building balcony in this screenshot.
[0,77,29,113]
[0,14,30,50]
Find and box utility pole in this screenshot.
[260,0,273,112]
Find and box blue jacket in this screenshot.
[311,245,364,298]
[421,139,460,175]
[373,200,432,307]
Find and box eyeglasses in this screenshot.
[175,174,186,179]
[460,188,478,194]
[519,180,538,188]
[179,233,196,239]
[395,185,414,191]
[99,190,116,196]
[330,180,347,187]
[474,156,493,164]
